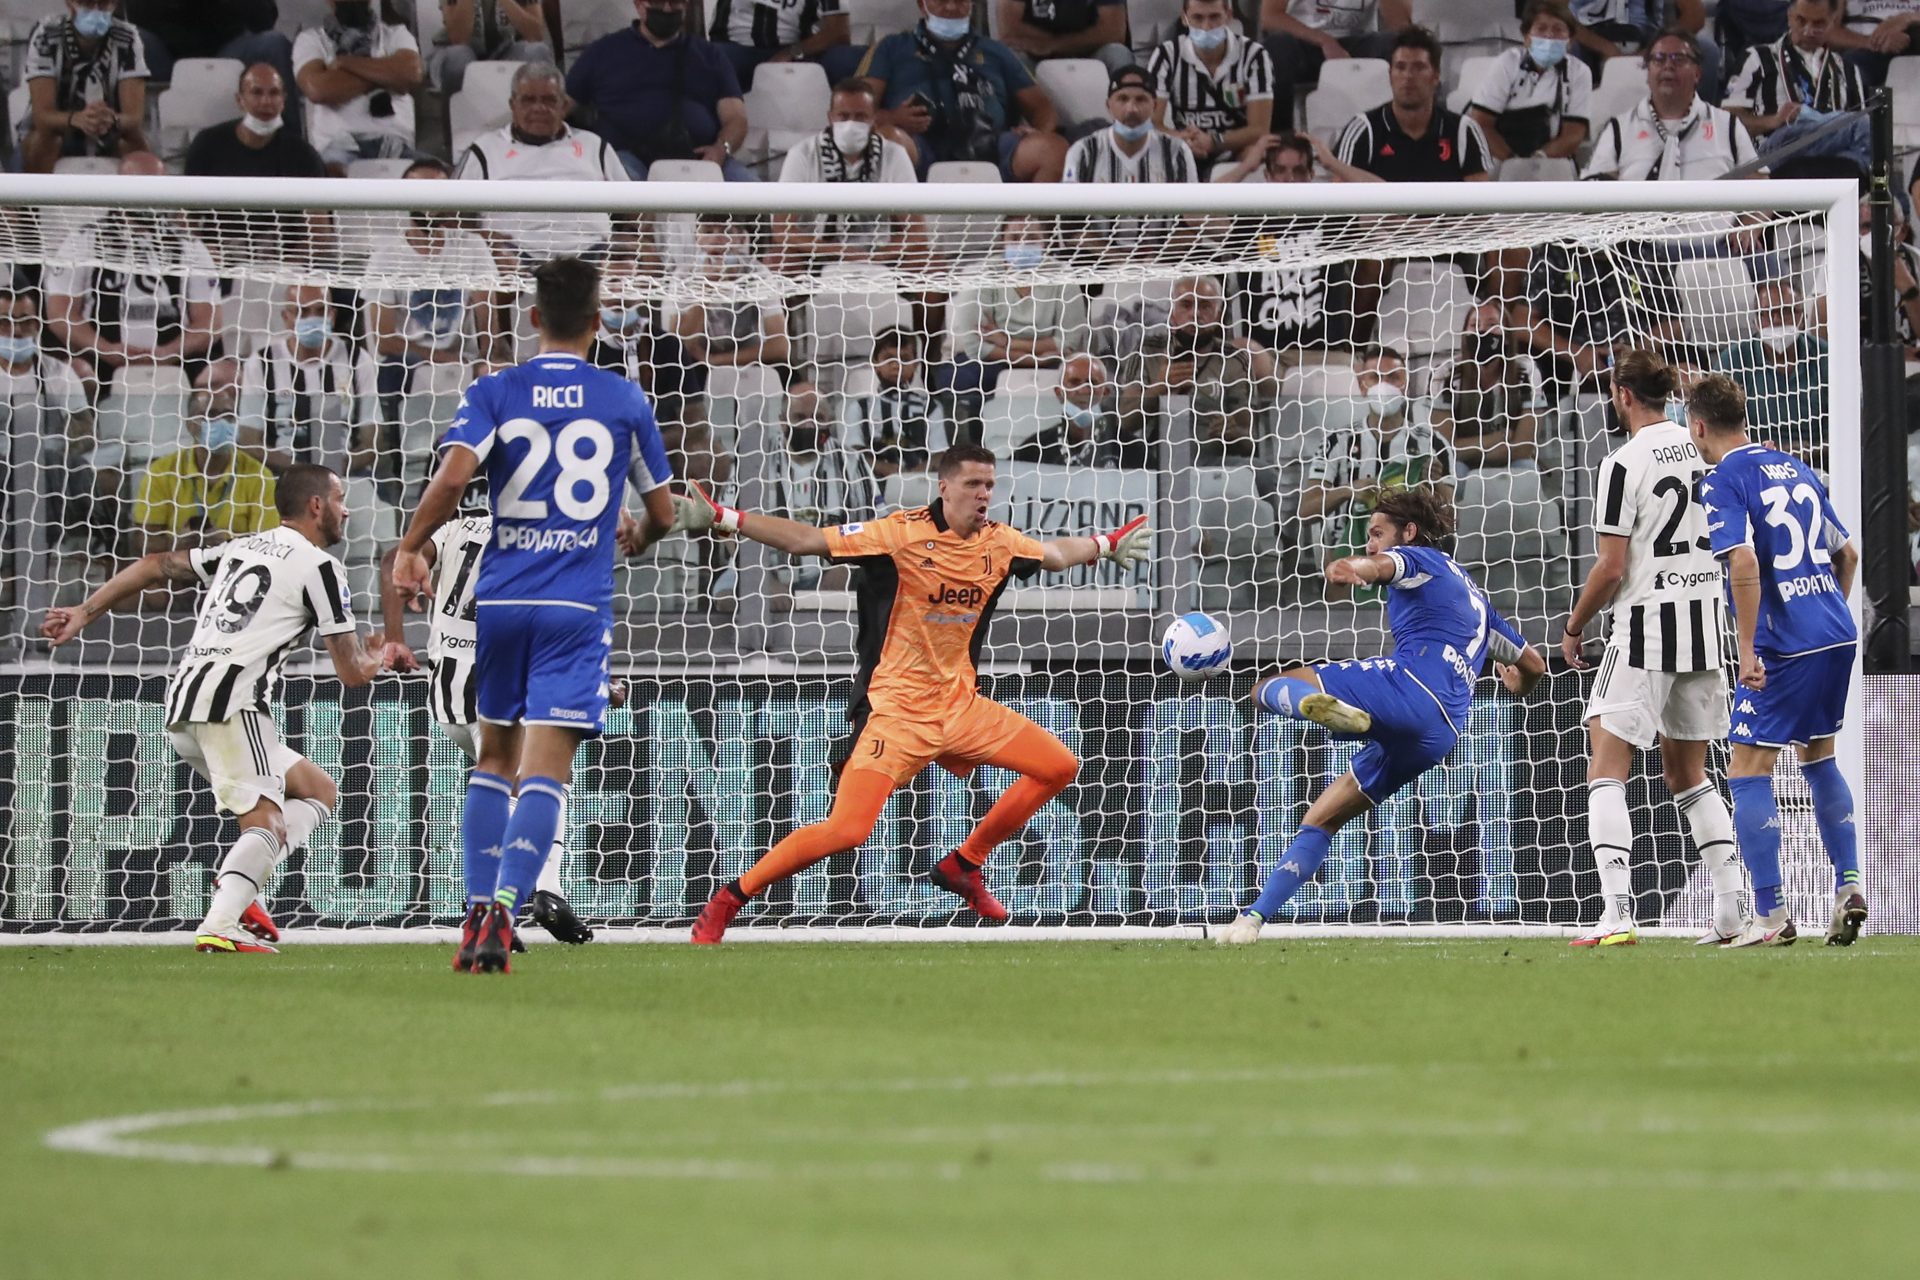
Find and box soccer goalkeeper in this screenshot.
[674,444,1149,942]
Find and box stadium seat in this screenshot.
[1127,0,1186,49]
[804,264,912,366]
[744,62,832,163]
[559,0,640,54]
[340,473,398,608]
[1446,55,1500,115]
[647,159,726,182]
[98,366,191,469]
[927,162,1001,182]
[345,158,415,180]
[1673,255,1758,349]
[1317,58,1390,112]
[1377,260,1474,364]
[275,0,329,39]
[846,0,926,44]
[51,156,118,176]
[1413,0,1519,44]
[1036,59,1112,132]
[1498,156,1577,182]
[925,164,1002,262]
[1891,58,1920,147]
[981,369,1064,458]
[879,469,937,511]
[1585,56,1646,138]
[153,58,247,162]
[448,59,526,157]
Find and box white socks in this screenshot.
[1588,778,1634,925]
[1676,780,1746,935]
[283,796,331,853]
[199,827,283,936]
[533,789,569,897]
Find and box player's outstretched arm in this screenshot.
[324,630,389,690]
[1040,515,1150,572]
[1560,533,1628,670]
[1324,552,1398,587]
[40,551,201,645]
[671,481,831,557]
[617,485,679,558]
[392,446,479,600]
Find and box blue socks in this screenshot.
[1729,775,1783,917]
[462,771,513,906]
[1803,756,1861,892]
[493,776,565,911]
[1255,677,1322,720]
[1248,825,1333,920]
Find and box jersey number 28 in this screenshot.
[495,418,614,521]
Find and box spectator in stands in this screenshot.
[1714,277,1829,461]
[44,153,220,393]
[994,0,1132,77]
[1719,1,1792,77]
[22,0,151,173]
[186,64,328,180]
[1224,134,1347,358]
[1214,127,1313,182]
[1148,0,1275,177]
[1259,0,1405,131]
[843,327,948,477]
[0,287,100,589]
[1830,0,1920,87]
[772,377,876,531]
[772,77,923,273]
[1119,274,1260,465]
[673,215,791,378]
[592,272,695,432]
[133,368,280,560]
[237,283,380,476]
[454,63,632,265]
[939,215,1090,417]
[1571,0,1718,96]
[1065,65,1200,183]
[1724,0,1869,174]
[860,0,1070,182]
[1437,332,1545,472]
[1583,28,1760,179]
[1012,353,1148,467]
[1323,27,1490,183]
[128,1,295,103]
[1467,0,1592,167]
[429,0,554,95]
[294,0,424,175]
[1300,343,1453,557]
[567,0,755,182]
[709,0,863,90]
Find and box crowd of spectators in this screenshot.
[0,0,1908,619]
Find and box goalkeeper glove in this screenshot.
[671,481,743,535]
[1094,515,1150,570]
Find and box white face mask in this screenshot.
[1861,231,1876,257]
[1367,381,1406,417]
[1759,324,1798,353]
[830,121,872,154]
[239,112,282,137]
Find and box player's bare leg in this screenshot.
[1572,722,1641,948]
[931,722,1079,922]
[1217,774,1373,945]
[693,770,894,943]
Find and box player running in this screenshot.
[1561,349,1746,948]
[1216,488,1545,943]
[380,478,599,947]
[390,256,676,974]
[1688,375,1865,947]
[41,465,397,953]
[673,443,1150,943]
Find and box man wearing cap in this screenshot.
[1064,64,1200,183]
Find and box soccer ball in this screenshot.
[1161,612,1232,682]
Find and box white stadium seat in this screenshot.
[448,59,527,157]
[1446,56,1500,116]
[153,58,247,162]
[98,366,191,470]
[1036,58,1112,131]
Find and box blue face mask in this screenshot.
[1664,398,1688,426]
[1111,118,1153,143]
[294,315,330,350]
[1062,401,1097,428]
[601,305,640,333]
[924,14,971,40]
[0,334,37,363]
[1003,242,1043,270]
[73,7,113,38]
[202,418,240,455]
[1187,25,1229,51]
[1529,36,1568,67]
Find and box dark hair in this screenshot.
[1520,0,1574,32]
[1649,26,1701,58]
[1391,25,1443,73]
[832,76,878,102]
[871,325,921,359]
[1373,485,1455,551]
[1269,131,1315,164]
[1612,347,1678,407]
[1354,342,1407,368]
[403,156,452,179]
[1685,373,1747,434]
[532,255,602,341]
[276,463,338,518]
[937,443,997,476]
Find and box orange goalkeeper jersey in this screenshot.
[822,505,1046,721]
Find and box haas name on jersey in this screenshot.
[498,524,600,552]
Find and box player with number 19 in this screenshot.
[389,257,676,975]
[1688,375,1865,947]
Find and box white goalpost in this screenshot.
[0,173,1873,941]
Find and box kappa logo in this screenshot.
[1281,860,1303,875]
[1737,699,1756,714]
[506,838,541,855]
[1732,724,1753,738]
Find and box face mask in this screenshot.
[239,112,282,138]
[72,7,113,38]
[924,14,972,40]
[1861,231,1876,257]
[1367,382,1406,417]
[0,334,37,363]
[294,315,330,350]
[333,0,372,28]
[1188,25,1229,51]
[1111,119,1152,143]
[1664,398,1688,426]
[1759,325,1799,354]
[1528,36,1567,67]
[601,305,640,333]
[1061,401,1097,429]
[202,418,239,455]
[643,7,685,37]
[1003,242,1043,270]
[831,121,872,154]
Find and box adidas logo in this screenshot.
[920,557,935,568]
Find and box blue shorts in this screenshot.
[1316,658,1461,804]
[1731,645,1853,749]
[473,604,613,735]
[910,130,1026,182]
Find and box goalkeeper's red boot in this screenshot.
[238,900,279,944]
[472,903,514,974]
[931,853,1008,922]
[691,882,748,944]
[452,903,486,973]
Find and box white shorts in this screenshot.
[167,711,303,816]
[1584,649,1730,750]
[439,720,479,763]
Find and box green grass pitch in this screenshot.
[5,938,1919,1278]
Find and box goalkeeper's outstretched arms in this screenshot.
[1038,514,1151,572]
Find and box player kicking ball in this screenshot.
[1217,488,1545,943]
[41,465,398,953]
[674,443,1150,942]
[1688,375,1866,947]
[390,257,676,974]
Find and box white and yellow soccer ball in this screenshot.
[1161,611,1232,682]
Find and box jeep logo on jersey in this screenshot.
[928,583,985,607]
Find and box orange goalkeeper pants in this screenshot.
[736,720,1079,897]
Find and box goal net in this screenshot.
[0,174,1881,938]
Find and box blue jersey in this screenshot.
[1700,442,1856,659]
[1381,544,1527,729]
[440,351,672,615]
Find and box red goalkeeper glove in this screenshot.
[1093,515,1150,570]
[671,481,744,536]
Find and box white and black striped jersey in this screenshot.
[1593,421,1726,672]
[165,526,358,725]
[709,0,841,48]
[1062,127,1200,185]
[1146,33,1275,139]
[427,515,488,726]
